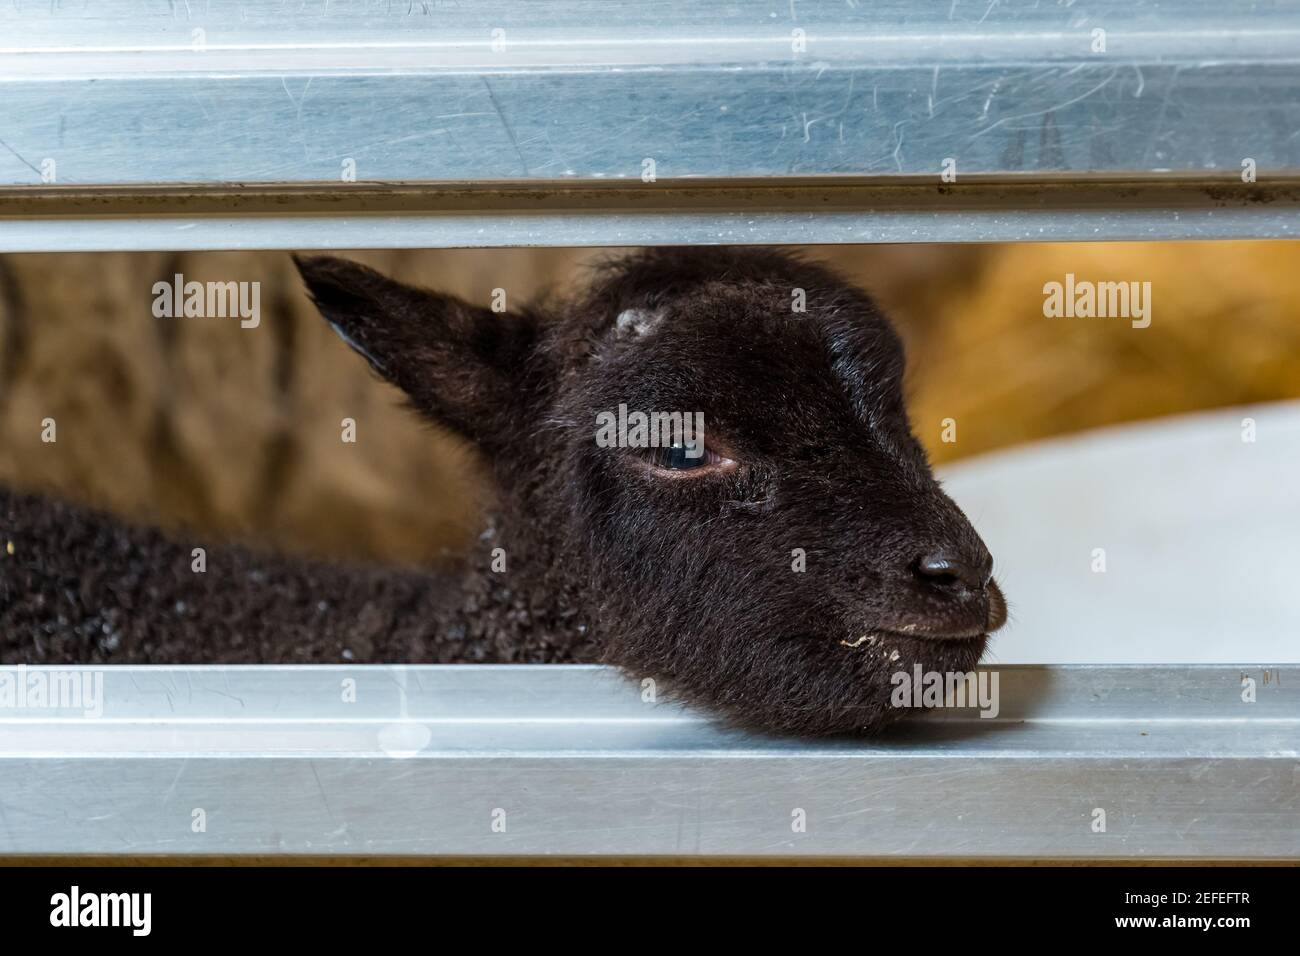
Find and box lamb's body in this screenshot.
[0,487,596,665]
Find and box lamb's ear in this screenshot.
[293,255,538,449]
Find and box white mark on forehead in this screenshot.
[615,308,663,338]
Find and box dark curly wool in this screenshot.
[0,248,1006,736]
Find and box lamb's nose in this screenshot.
[913,550,992,591]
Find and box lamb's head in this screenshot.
[295,248,1006,737]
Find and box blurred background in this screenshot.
[0,241,1297,566]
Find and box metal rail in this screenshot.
[3,0,1297,185]
[1,1,1298,248]
[1,664,1296,859]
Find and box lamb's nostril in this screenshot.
[914,551,991,591]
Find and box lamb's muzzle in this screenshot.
[900,548,1008,638]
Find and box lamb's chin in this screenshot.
[840,631,988,668]
[908,632,987,671]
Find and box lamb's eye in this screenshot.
[641,440,734,474]
[653,441,711,470]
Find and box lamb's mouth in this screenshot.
[839,578,1007,652]
[839,629,986,653]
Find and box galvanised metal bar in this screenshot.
[2,0,1297,185]
[0,1,1298,248]
[1,664,1296,859]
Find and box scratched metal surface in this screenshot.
[1,0,1298,186]
[1,665,1296,858]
